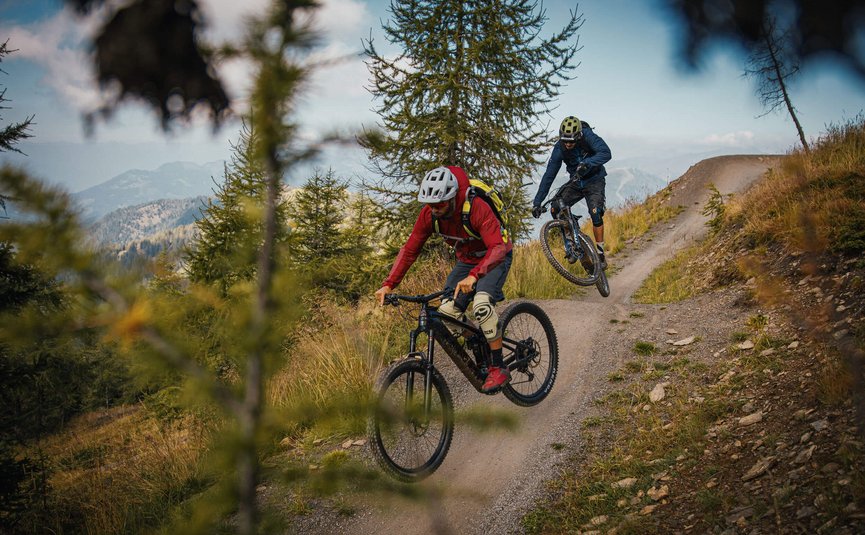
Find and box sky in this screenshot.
[1,0,863,193]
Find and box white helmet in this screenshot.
[417,167,458,203]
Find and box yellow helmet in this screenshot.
[559,116,582,142]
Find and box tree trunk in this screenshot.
[765,31,810,152]
[237,142,280,535]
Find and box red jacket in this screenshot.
[383,166,513,289]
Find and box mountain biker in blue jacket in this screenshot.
[531,116,612,268]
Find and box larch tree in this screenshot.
[185,122,291,296]
[744,17,809,152]
[361,0,583,241]
[2,1,323,533]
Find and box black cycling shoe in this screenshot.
[598,252,607,271]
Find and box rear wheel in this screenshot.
[367,359,454,482]
[499,302,559,406]
[540,220,599,286]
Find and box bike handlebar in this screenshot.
[383,289,448,306]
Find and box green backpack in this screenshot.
[433,178,510,244]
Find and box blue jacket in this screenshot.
[532,125,612,207]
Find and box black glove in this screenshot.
[574,162,590,178]
[531,205,543,219]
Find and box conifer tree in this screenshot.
[290,171,385,299]
[290,168,348,263]
[362,0,583,240]
[1,40,34,218]
[185,122,291,295]
[0,40,33,156]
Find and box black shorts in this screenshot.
[555,177,606,226]
[442,251,513,310]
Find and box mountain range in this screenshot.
[1,155,687,262]
[73,161,225,222]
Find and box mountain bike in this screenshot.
[538,184,610,297]
[368,290,558,482]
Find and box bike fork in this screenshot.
[560,222,579,258]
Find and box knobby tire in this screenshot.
[540,219,600,286]
[367,359,454,482]
[596,268,611,297]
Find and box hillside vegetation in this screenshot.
[0,164,681,533]
[524,118,865,533]
[9,116,861,533]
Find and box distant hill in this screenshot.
[73,161,224,222]
[88,196,208,248]
[605,167,669,208]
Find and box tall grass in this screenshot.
[635,116,865,303]
[726,116,865,255]
[505,240,580,299]
[27,407,211,535]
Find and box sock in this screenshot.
[491,347,503,367]
[597,242,605,255]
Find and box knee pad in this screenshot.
[590,206,604,227]
[471,292,500,342]
[439,298,464,321]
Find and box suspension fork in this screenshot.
[405,302,436,420]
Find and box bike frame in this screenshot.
[391,291,537,395]
[542,188,584,260]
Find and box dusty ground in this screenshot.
[283,155,865,534]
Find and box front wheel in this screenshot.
[540,220,600,286]
[367,359,454,482]
[499,302,559,406]
[596,268,611,297]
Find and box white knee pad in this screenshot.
[438,298,464,336]
[471,292,500,342]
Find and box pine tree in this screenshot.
[185,122,290,295]
[290,168,348,264]
[290,170,385,300]
[1,40,34,218]
[362,0,583,240]
[0,40,33,156]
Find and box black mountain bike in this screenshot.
[538,184,610,297]
[367,290,558,482]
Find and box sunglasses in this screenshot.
[428,200,450,210]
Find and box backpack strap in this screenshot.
[578,120,595,156]
[432,214,471,244]
[461,188,481,239]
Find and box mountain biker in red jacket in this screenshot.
[374,165,514,392]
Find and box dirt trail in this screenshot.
[315,155,780,535]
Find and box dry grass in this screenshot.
[589,185,684,255]
[632,242,703,303]
[727,117,865,256]
[29,406,210,535]
[505,240,581,299]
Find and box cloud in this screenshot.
[199,0,370,45]
[701,131,757,146]
[1,8,103,110]
[1,0,374,142]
